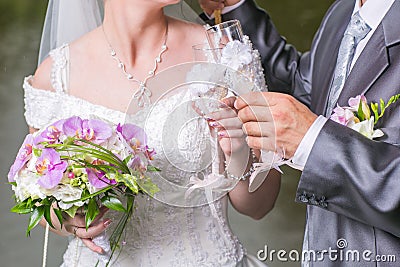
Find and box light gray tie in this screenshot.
[326,12,371,116]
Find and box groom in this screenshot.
[200,0,400,266]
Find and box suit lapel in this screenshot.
[336,0,400,106]
[311,0,354,115]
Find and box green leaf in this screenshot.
[138,177,160,196]
[380,98,385,114]
[10,201,32,214]
[33,147,42,157]
[370,103,379,124]
[27,206,45,236]
[108,197,134,266]
[85,198,99,230]
[8,182,17,186]
[126,194,135,212]
[147,166,161,172]
[123,155,132,165]
[115,174,139,194]
[44,205,55,229]
[357,101,365,121]
[64,205,80,218]
[27,197,33,208]
[371,94,400,125]
[388,95,395,105]
[53,208,63,229]
[101,196,126,212]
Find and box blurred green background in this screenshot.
[0,0,333,266]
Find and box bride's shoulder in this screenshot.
[30,42,71,92]
[30,54,54,92]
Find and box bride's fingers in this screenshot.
[206,108,237,122]
[81,238,104,254]
[217,129,245,138]
[67,218,112,239]
[191,101,205,117]
[220,96,237,108]
[63,206,108,234]
[63,214,86,228]
[209,117,242,130]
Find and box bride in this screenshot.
[24,0,280,266]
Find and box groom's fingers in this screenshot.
[234,92,282,110]
[242,121,275,137]
[199,0,225,14]
[237,106,274,123]
[246,136,276,151]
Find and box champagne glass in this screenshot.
[205,19,244,49]
[206,19,258,90]
[192,43,223,63]
[191,45,229,177]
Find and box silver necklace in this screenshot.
[102,22,168,107]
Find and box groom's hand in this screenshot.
[199,0,242,15]
[235,92,317,158]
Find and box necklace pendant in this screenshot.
[133,83,152,107]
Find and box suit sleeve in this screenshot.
[297,119,400,237]
[221,0,314,106]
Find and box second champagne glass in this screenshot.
[205,19,244,49]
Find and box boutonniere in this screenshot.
[330,94,400,139]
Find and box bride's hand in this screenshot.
[205,96,247,157]
[62,206,111,254]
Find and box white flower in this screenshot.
[13,170,46,201]
[221,40,252,71]
[186,63,227,98]
[350,117,384,139]
[47,184,84,210]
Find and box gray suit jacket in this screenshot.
[224,0,400,266]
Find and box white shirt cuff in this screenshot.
[291,116,328,168]
[204,0,246,19]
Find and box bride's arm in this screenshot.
[225,147,281,220]
[206,97,281,220]
[229,163,281,220]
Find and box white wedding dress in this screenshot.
[23,43,267,267]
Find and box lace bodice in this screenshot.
[23,44,267,267]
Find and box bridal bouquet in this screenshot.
[330,94,400,139]
[8,116,159,261]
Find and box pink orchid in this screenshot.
[86,168,116,189]
[35,119,65,146]
[63,116,112,143]
[36,148,68,189]
[8,134,34,182]
[116,123,147,149]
